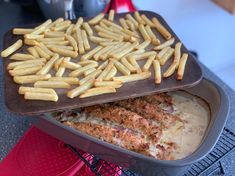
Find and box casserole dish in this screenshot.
[35,78,229,176]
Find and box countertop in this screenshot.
[0,1,234,175]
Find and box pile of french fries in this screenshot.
[1,11,188,102]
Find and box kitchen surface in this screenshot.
[0,0,235,175]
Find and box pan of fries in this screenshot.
[1,11,202,115]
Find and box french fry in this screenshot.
[13,62,44,70]
[24,38,38,46]
[7,59,46,70]
[119,18,129,29]
[153,60,161,84]
[153,38,175,50]
[34,46,51,59]
[130,51,157,60]
[102,19,123,31]
[99,45,118,61]
[79,69,101,85]
[24,34,44,39]
[46,45,73,51]
[54,57,64,71]
[99,41,120,46]
[163,62,177,78]
[73,17,83,32]
[1,39,22,57]
[82,22,93,36]
[55,57,70,77]
[66,24,74,35]
[126,20,135,31]
[144,25,160,45]
[34,19,52,30]
[142,55,155,71]
[110,59,130,75]
[41,41,69,45]
[134,11,145,25]
[125,49,145,58]
[93,45,113,61]
[108,42,130,58]
[141,14,154,27]
[10,53,36,61]
[31,26,46,35]
[78,60,98,66]
[81,29,90,50]
[89,36,112,43]
[52,20,71,31]
[88,13,105,25]
[159,47,174,66]
[49,77,79,85]
[156,47,170,60]
[65,34,78,51]
[76,28,85,54]
[34,80,70,89]
[112,42,139,59]
[152,17,172,40]
[50,47,78,58]
[138,24,151,41]
[80,87,116,98]
[48,18,64,28]
[13,28,34,35]
[104,66,117,80]
[37,54,59,75]
[174,42,182,68]
[126,14,138,28]
[135,40,151,50]
[129,57,142,73]
[108,9,115,21]
[113,71,151,83]
[67,78,94,98]
[24,92,58,102]
[94,81,122,88]
[69,62,98,77]
[9,65,42,76]
[97,32,123,41]
[37,42,55,56]
[14,74,51,84]
[94,25,121,38]
[44,31,65,38]
[97,60,108,70]
[96,61,114,81]
[19,86,56,95]
[60,60,81,70]
[177,53,188,80]
[27,47,39,57]
[120,57,136,72]
[84,68,96,76]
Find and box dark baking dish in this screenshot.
[35,78,229,176]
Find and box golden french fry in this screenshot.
[46,45,73,51]
[80,86,116,98]
[54,57,64,71]
[73,17,83,32]
[142,55,155,71]
[35,19,52,30]
[78,60,98,66]
[174,42,182,68]
[104,66,117,81]
[108,9,115,21]
[163,62,177,78]
[13,62,44,70]
[99,41,120,46]
[31,26,46,35]
[76,28,85,54]
[120,57,136,72]
[44,31,65,38]
[37,42,54,56]
[152,17,172,40]
[134,11,145,25]
[97,32,123,41]
[138,24,151,41]
[10,53,36,61]
[84,68,96,76]
[88,13,105,25]
[19,86,56,95]
[79,69,101,85]
[89,36,112,43]
[24,92,58,102]
[24,38,38,46]
[52,20,71,31]
[159,47,174,66]
[97,60,108,70]
[126,19,135,31]
[69,62,98,77]
[82,22,93,36]
[153,60,161,84]
[126,14,138,28]
[13,28,34,35]
[48,18,64,28]
[94,25,121,38]
[55,57,70,77]
[7,59,46,70]
[144,25,160,45]
[102,19,123,31]
[110,59,130,75]
[94,81,122,88]
[156,47,170,60]
[81,29,90,50]
[108,42,130,58]
[177,53,188,80]
[113,71,151,83]
[14,74,51,84]
[34,80,70,89]
[141,14,154,27]
[81,46,103,60]
[37,54,59,75]
[60,60,81,70]
[125,49,145,58]
[119,18,129,29]
[9,65,42,76]
[1,39,23,58]
[27,47,39,57]
[40,40,69,46]
[96,61,114,81]
[135,40,151,50]
[65,34,78,51]
[67,78,94,98]
[34,46,51,59]
[49,77,79,85]
[24,34,44,39]
[129,57,142,73]
[99,45,117,60]
[66,24,74,35]
[130,51,157,60]
[50,47,78,58]
[112,42,139,59]
[93,45,113,61]
[154,38,175,50]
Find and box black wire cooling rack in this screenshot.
[68,127,235,176]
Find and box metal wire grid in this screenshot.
[68,127,235,176]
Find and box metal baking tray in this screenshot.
[3,11,202,116]
[35,78,229,176]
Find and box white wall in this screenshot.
[133,0,235,90]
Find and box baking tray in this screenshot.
[2,11,202,115]
[35,78,229,176]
